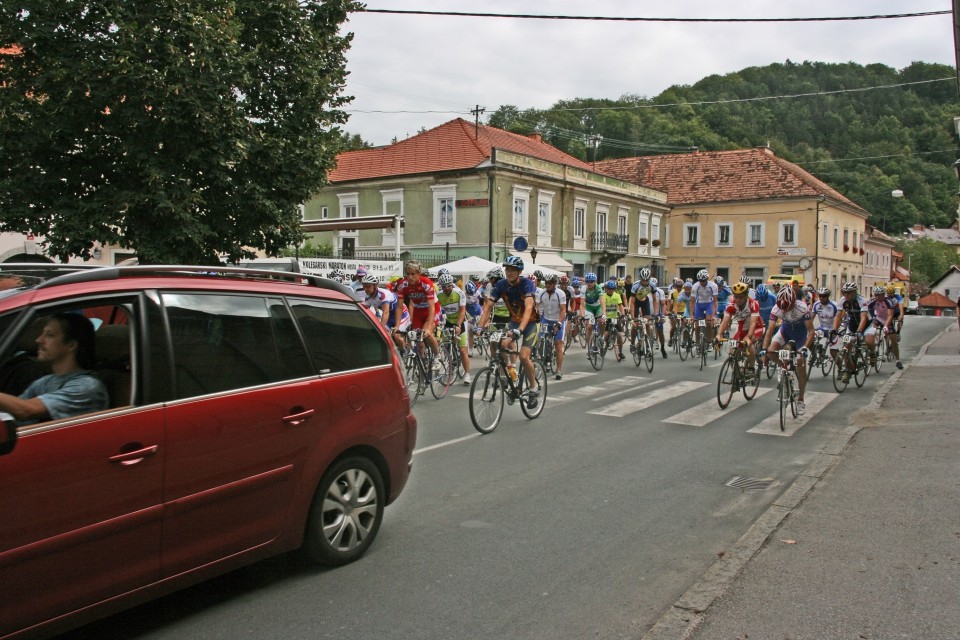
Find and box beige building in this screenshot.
[597,148,870,289]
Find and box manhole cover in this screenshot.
[724,475,774,490]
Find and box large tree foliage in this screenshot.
[0,0,358,264]
[488,61,959,235]
[896,237,958,289]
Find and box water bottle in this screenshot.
[507,364,518,383]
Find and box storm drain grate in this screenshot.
[724,475,774,490]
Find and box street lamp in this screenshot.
[953,159,960,183]
[530,246,538,264]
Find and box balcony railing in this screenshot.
[591,232,630,254]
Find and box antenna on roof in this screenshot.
[470,105,486,138]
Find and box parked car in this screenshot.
[0,264,416,639]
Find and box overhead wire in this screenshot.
[358,9,950,23]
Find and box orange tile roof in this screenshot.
[329,118,594,183]
[595,148,866,214]
[917,291,956,307]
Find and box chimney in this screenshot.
[528,133,542,143]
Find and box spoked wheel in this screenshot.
[807,347,819,376]
[873,340,885,372]
[446,343,464,382]
[430,351,452,399]
[789,375,798,418]
[520,361,547,419]
[765,356,776,380]
[643,335,655,373]
[587,334,604,371]
[778,374,790,431]
[577,322,587,348]
[854,350,867,387]
[717,358,736,409]
[678,329,690,361]
[632,340,642,366]
[821,349,836,377]
[832,355,850,393]
[403,355,424,407]
[469,367,505,434]
[699,337,707,371]
[742,361,760,400]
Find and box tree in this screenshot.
[896,237,958,290]
[0,0,359,264]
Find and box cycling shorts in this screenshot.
[541,319,565,342]
[693,301,715,321]
[772,322,807,349]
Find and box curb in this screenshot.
[639,324,955,640]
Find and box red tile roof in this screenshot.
[595,148,867,214]
[917,291,956,308]
[329,118,594,183]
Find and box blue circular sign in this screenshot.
[513,236,528,251]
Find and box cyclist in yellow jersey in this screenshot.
[602,279,626,362]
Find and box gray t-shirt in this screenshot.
[19,370,109,425]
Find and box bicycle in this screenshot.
[676,317,694,362]
[832,331,869,393]
[604,316,625,362]
[535,322,559,375]
[807,329,835,377]
[471,323,491,359]
[716,338,760,408]
[440,326,465,383]
[871,322,888,372]
[400,329,451,405]
[695,318,710,371]
[770,342,800,431]
[469,329,548,434]
[564,314,587,352]
[586,317,605,371]
[631,316,655,372]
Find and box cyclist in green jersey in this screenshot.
[437,273,471,384]
[602,279,626,362]
[582,272,604,355]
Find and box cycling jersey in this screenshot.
[867,297,894,326]
[568,287,584,313]
[756,292,775,325]
[770,300,811,347]
[715,286,732,316]
[676,291,692,317]
[811,299,839,330]
[601,292,623,319]
[490,276,539,324]
[841,295,868,333]
[463,280,483,318]
[583,284,603,316]
[537,288,567,322]
[361,287,410,329]
[396,275,436,311]
[724,297,764,340]
[437,287,466,326]
[691,281,718,303]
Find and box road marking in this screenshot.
[664,387,773,426]
[414,433,480,455]
[746,390,838,436]
[587,380,710,417]
[552,377,661,406]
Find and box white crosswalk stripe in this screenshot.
[664,388,773,427]
[746,391,838,436]
[551,376,659,406]
[587,380,710,417]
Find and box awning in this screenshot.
[301,215,404,232]
[510,250,573,271]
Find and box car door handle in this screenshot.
[109,444,159,466]
[282,408,315,426]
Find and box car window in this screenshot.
[162,293,313,399]
[287,297,389,373]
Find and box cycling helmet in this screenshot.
[673,277,683,287]
[534,270,545,281]
[437,267,450,277]
[571,277,582,287]
[361,274,379,286]
[714,276,725,286]
[503,255,524,271]
[605,279,617,289]
[776,286,796,310]
[355,267,367,277]
[470,273,481,282]
[841,281,858,293]
[438,273,455,287]
[616,278,625,288]
[639,267,651,280]
[872,285,886,295]
[486,267,503,280]
[560,275,569,285]
[696,269,709,282]
[817,287,831,297]
[682,281,692,290]
[739,276,751,284]
[885,285,896,295]
[545,274,559,284]
[755,284,767,299]
[465,280,477,295]
[649,277,658,287]
[584,272,598,283]
[731,282,749,295]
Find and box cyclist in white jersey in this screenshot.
[811,287,841,356]
[537,274,567,379]
[690,269,719,345]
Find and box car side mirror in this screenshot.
[0,413,16,455]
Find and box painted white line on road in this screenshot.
[664,387,773,426]
[587,380,710,417]
[746,390,838,436]
[551,377,662,407]
[414,433,481,455]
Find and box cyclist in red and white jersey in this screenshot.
[394,259,440,357]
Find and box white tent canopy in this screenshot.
[522,264,564,278]
[510,250,573,271]
[432,255,499,276]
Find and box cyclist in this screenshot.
[649,277,668,358]
[622,275,635,309]
[360,273,409,352]
[537,274,567,379]
[582,272,604,356]
[478,256,542,410]
[691,269,719,348]
[865,285,897,369]
[666,278,685,346]
[715,281,764,374]
[629,268,658,356]
[884,285,904,369]
[739,275,756,300]
[833,281,869,383]
[811,287,841,362]
[714,276,732,322]
[394,260,440,361]
[761,286,814,415]
[437,273,472,384]
[755,283,775,326]
[463,274,484,355]
[602,279,626,362]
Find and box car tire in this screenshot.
[303,456,384,566]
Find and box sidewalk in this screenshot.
[644,323,960,640]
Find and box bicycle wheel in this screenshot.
[807,345,819,375]
[788,373,798,418]
[632,338,642,366]
[778,374,788,431]
[699,336,707,371]
[587,334,603,371]
[832,354,849,393]
[577,321,587,347]
[403,354,424,407]
[765,356,776,380]
[643,335,655,373]
[430,351,452,399]
[873,339,885,372]
[520,361,547,419]
[821,348,835,377]
[742,359,760,400]
[469,367,505,434]
[854,349,867,387]
[678,328,690,361]
[717,358,736,409]
[564,326,574,353]
[446,342,464,382]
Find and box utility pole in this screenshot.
[471,105,486,138]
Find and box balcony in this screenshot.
[591,232,630,255]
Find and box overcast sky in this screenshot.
[338,0,956,146]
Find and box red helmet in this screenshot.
[776,286,796,310]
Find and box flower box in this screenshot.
[639,237,649,245]
[843,245,850,252]
[652,239,661,247]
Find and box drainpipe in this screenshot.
[814,195,825,287]
[487,171,495,261]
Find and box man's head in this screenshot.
[584,272,597,288]
[841,282,858,298]
[403,260,422,285]
[361,274,380,297]
[37,313,97,370]
[731,281,749,306]
[502,256,524,284]
[545,274,558,290]
[438,273,455,294]
[817,287,831,302]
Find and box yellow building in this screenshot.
[597,148,870,290]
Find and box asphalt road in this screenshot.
[60,316,952,640]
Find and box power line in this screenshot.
[359,8,950,23]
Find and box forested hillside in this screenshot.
[486,61,959,235]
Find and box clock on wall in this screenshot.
[798,257,812,270]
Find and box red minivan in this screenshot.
[0,265,416,639]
